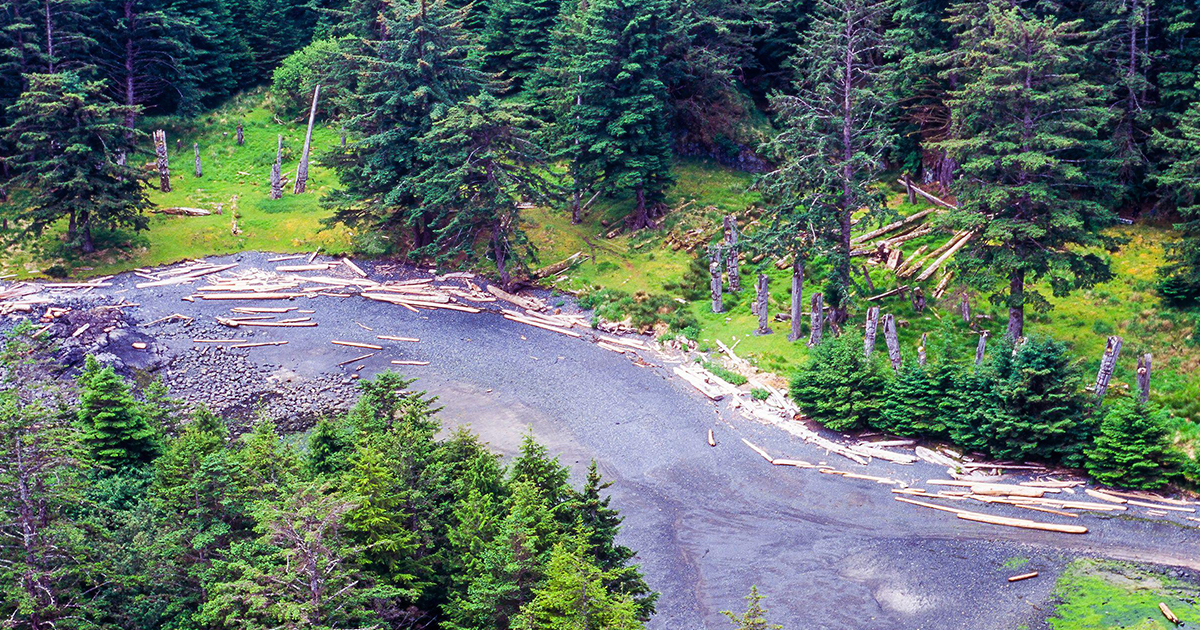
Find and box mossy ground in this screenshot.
[1045,559,1200,630]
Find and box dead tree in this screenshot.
[883,313,901,372]
[294,84,320,194]
[1093,336,1123,400]
[789,257,804,341]
[269,135,283,200]
[709,246,723,314]
[152,129,170,191]
[808,292,823,347]
[193,143,202,178]
[918,333,927,367]
[975,330,988,365]
[755,273,772,335]
[1136,353,1152,403]
[236,123,244,145]
[864,306,880,357]
[724,215,740,292]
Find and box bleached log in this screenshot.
[390,360,429,366]
[376,335,419,342]
[915,231,974,282]
[503,313,582,337]
[332,340,382,350]
[342,258,368,278]
[851,208,937,245]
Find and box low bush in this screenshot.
[790,332,887,431]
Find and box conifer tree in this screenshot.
[790,332,888,431]
[94,0,192,130]
[509,432,572,510]
[756,0,897,323]
[77,356,158,470]
[1087,398,1184,489]
[308,417,352,476]
[513,537,645,630]
[481,0,560,91]
[721,585,782,630]
[2,72,151,253]
[938,1,1115,340]
[167,0,252,110]
[567,0,673,230]
[341,441,423,594]
[878,361,954,438]
[1151,100,1200,304]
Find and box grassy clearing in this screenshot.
[1045,559,1200,630]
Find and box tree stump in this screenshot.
[269,135,283,200]
[808,292,823,347]
[883,313,901,372]
[789,257,804,342]
[911,287,926,313]
[975,330,988,365]
[864,306,880,357]
[724,215,740,292]
[1094,336,1123,400]
[755,273,772,335]
[1136,353,1152,403]
[236,123,244,146]
[294,84,320,194]
[152,129,171,192]
[193,143,202,178]
[709,246,723,314]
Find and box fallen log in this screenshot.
[533,251,583,278]
[200,293,302,300]
[708,429,716,447]
[377,335,419,342]
[331,340,383,350]
[851,208,937,245]
[342,258,368,278]
[1008,572,1039,583]
[231,340,289,349]
[72,324,90,338]
[1084,489,1126,504]
[136,263,238,288]
[276,264,333,272]
[154,206,211,216]
[597,341,627,353]
[231,307,296,314]
[1126,499,1195,513]
[337,353,375,366]
[503,313,582,337]
[390,360,429,366]
[192,338,247,343]
[866,286,909,302]
[229,321,317,327]
[267,254,306,262]
[915,231,974,282]
[1160,603,1181,625]
[895,179,957,209]
[1093,489,1198,507]
[956,511,1086,534]
[486,284,543,311]
[772,459,815,468]
[741,439,775,464]
[672,366,724,400]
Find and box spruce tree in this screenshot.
[567,0,673,230]
[341,442,423,595]
[878,361,953,438]
[721,585,783,630]
[756,0,897,322]
[937,1,1115,340]
[167,0,252,111]
[1151,100,1200,304]
[2,72,151,253]
[94,0,192,130]
[481,0,560,91]
[513,537,645,630]
[790,332,888,431]
[77,356,158,470]
[308,417,352,476]
[1087,398,1184,490]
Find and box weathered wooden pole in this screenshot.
[236,123,244,145]
[1094,335,1123,400]
[918,333,928,367]
[808,292,823,347]
[724,215,740,292]
[294,84,320,194]
[709,245,723,314]
[960,291,971,323]
[269,135,283,200]
[755,273,772,335]
[193,143,202,178]
[152,129,171,192]
[864,306,880,357]
[904,174,916,205]
[1136,353,1152,403]
[789,256,803,342]
[340,125,346,147]
[861,265,874,294]
[883,314,901,372]
[975,330,988,366]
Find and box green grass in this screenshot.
[1046,559,1200,630]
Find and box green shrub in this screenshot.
[751,388,770,401]
[579,288,698,332]
[701,360,747,386]
[877,360,956,438]
[271,38,346,118]
[790,333,887,431]
[1086,398,1185,489]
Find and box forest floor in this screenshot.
[5,89,1195,457]
[5,252,1200,629]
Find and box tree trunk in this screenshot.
[724,215,740,292]
[1006,269,1024,341]
[294,84,320,194]
[1136,353,1151,403]
[571,189,582,225]
[44,0,55,73]
[193,143,202,178]
[79,212,94,253]
[864,306,879,357]
[270,135,283,199]
[709,246,723,313]
[883,313,901,372]
[808,292,823,347]
[1093,336,1123,400]
[629,185,653,230]
[789,256,803,342]
[123,1,136,131]
[911,287,925,313]
[918,333,928,367]
[152,130,170,192]
[236,123,244,146]
[493,222,511,290]
[755,273,772,335]
[975,331,988,366]
[339,124,346,147]
[904,173,915,205]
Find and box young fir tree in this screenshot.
[480,0,560,92]
[2,72,151,253]
[308,416,353,476]
[414,93,558,288]
[890,0,955,183]
[790,332,888,431]
[756,0,897,323]
[1086,398,1185,490]
[721,585,783,630]
[1154,2,1200,124]
[77,356,158,470]
[1151,100,1200,304]
[877,360,954,438]
[937,1,1115,341]
[341,441,423,596]
[512,537,645,630]
[567,0,673,231]
[322,0,490,253]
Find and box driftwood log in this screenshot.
[789,257,803,341]
[755,273,772,335]
[709,246,723,314]
[1137,353,1152,403]
[808,292,823,347]
[1094,336,1123,400]
[152,129,170,192]
[294,84,320,194]
[864,306,880,357]
[883,313,901,372]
